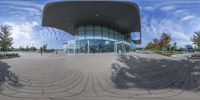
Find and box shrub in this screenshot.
[5,53,19,57]
[46,49,55,53]
[176,51,184,54]
[191,54,200,57]
[0,52,19,58]
[154,51,179,56]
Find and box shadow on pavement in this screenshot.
[111,54,200,91]
[0,61,21,91]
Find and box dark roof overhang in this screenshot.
[42,0,141,35]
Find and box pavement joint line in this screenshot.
[0,52,200,99]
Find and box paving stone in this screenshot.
[0,52,200,100]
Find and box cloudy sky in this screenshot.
[0,0,199,49]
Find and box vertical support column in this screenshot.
[66,43,67,54]
[101,25,103,53]
[74,41,76,54]
[122,42,125,53]
[114,42,117,53]
[75,28,78,54]
[67,43,69,54]
[66,43,69,54]
[87,40,90,54]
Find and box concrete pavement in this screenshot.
[0,52,200,100]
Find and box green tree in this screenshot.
[40,47,43,55]
[0,25,13,55]
[160,32,171,50]
[43,44,47,53]
[25,45,30,51]
[30,46,37,51]
[145,38,161,50]
[153,38,161,50]
[145,42,156,50]
[178,47,184,51]
[173,42,177,51]
[192,31,200,49]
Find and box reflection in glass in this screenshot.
[63,25,134,53]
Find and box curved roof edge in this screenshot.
[42,0,141,35]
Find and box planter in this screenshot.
[189,57,200,59]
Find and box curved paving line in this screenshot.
[63,69,87,91]
[54,70,90,99]
[0,69,82,98]
[0,90,42,100]
[15,70,73,87]
[44,70,83,92]
[45,69,81,86]
[16,68,76,83]
[103,69,178,94]
[94,64,191,99]
[91,71,99,96]
[8,70,76,94]
[8,70,82,98]
[151,65,192,98]
[15,69,77,89]
[65,70,89,97]
[95,71,127,97]
[102,72,152,96]
[103,73,150,95]
[43,70,86,98]
[1,58,199,100]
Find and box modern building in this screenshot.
[185,44,194,52]
[42,0,141,54]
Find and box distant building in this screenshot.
[42,0,141,54]
[185,44,194,52]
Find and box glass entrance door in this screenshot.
[115,41,123,53]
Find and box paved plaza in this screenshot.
[0,52,200,100]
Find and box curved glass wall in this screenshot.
[64,25,132,54]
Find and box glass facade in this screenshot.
[63,25,132,54]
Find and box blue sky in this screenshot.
[0,0,199,49]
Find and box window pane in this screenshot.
[131,32,140,40]
[78,26,84,32]
[78,31,85,40]
[110,30,115,40]
[77,40,88,53]
[103,32,109,40]
[102,27,108,33]
[111,33,114,41]
[86,31,93,39]
[122,35,125,41]
[95,30,101,39]
[116,31,119,40]
[119,33,122,41]
[86,26,93,31]
[94,26,101,31]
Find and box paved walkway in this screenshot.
[0,52,200,100]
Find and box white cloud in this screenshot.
[171,32,190,42]
[174,9,192,22]
[3,22,41,48]
[0,0,43,23]
[142,18,192,47]
[140,2,198,47]
[142,4,164,12]
[175,9,188,15]
[0,0,72,49]
[0,0,44,48]
[160,5,176,11]
[183,15,195,21]
[180,15,195,22]
[143,6,157,11]
[175,10,185,14]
